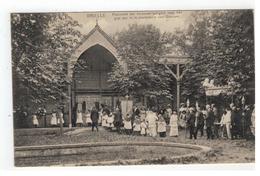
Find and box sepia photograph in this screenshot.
[11,9,255,167]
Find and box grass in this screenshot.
[14,127,255,165]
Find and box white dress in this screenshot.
[133,122,141,132]
[102,114,108,127]
[86,113,92,123]
[57,113,64,124]
[157,121,166,133]
[32,115,39,126]
[76,112,83,124]
[140,122,147,135]
[169,114,178,136]
[146,111,158,137]
[50,113,57,125]
[124,120,132,130]
[107,115,114,127]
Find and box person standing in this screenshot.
[124,114,132,135]
[195,107,204,137]
[85,109,92,127]
[114,107,122,134]
[187,107,197,139]
[57,111,64,126]
[76,110,83,127]
[133,117,141,135]
[220,108,232,139]
[169,111,178,137]
[140,119,148,136]
[50,110,57,127]
[32,113,39,128]
[90,107,99,131]
[205,105,214,140]
[102,111,109,128]
[146,108,158,137]
[157,116,167,137]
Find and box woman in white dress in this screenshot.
[169,111,179,137]
[146,110,158,137]
[32,113,39,128]
[57,111,64,126]
[76,110,83,127]
[50,111,57,127]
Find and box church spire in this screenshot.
[95,18,99,27]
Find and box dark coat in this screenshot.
[205,110,214,127]
[196,111,204,126]
[90,109,99,123]
[187,112,196,127]
[114,111,122,123]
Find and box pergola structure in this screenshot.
[159,55,191,113]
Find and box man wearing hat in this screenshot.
[186,107,197,139]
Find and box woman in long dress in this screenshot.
[32,113,39,128]
[50,111,57,127]
[76,110,83,127]
[146,110,158,137]
[169,111,178,137]
[57,111,64,126]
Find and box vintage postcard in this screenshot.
[12,10,255,167]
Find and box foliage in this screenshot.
[108,24,173,99]
[12,13,82,109]
[174,10,254,102]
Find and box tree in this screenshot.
[11,13,82,110]
[108,24,173,100]
[174,10,254,104]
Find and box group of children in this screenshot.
[121,110,179,138]
[32,110,65,128]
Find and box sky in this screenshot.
[68,10,194,36]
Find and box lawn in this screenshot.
[14,127,255,165]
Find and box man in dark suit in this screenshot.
[205,105,214,140]
[91,106,99,131]
[187,107,197,139]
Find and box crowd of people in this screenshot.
[26,101,255,141]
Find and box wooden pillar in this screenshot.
[68,84,72,128]
[176,64,180,113]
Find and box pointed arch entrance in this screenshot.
[72,44,119,114]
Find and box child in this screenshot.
[107,112,115,130]
[32,113,39,128]
[133,117,141,135]
[102,111,108,128]
[50,110,57,127]
[85,110,92,127]
[169,111,178,137]
[124,114,132,135]
[157,116,167,137]
[140,119,148,136]
[76,110,83,127]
